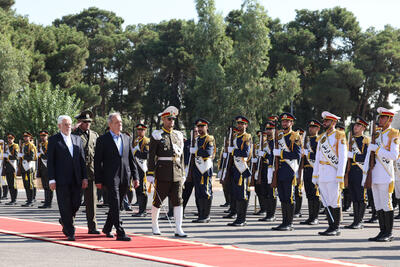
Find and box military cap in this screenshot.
[377,107,395,117]
[280,112,296,121]
[159,106,179,118]
[195,118,210,127]
[235,115,249,124]
[335,122,345,130]
[75,110,93,122]
[39,130,49,136]
[355,116,368,128]
[264,121,276,129]
[308,119,322,128]
[23,132,33,137]
[322,111,341,122]
[268,115,279,122]
[7,133,15,139]
[135,123,147,130]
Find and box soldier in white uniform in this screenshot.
[312,112,347,236]
[393,149,400,219]
[363,107,399,242]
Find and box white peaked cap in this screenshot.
[321,111,341,121]
[158,106,179,118]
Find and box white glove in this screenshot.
[251,158,258,163]
[190,147,197,154]
[37,152,42,157]
[347,152,354,158]
[3,153,9,158]
[302,149,308,156]
[257,150,265,157]
[273,149,281,157]
[18,153,23,158]
[267,169,273,184]
[227,147,234,153]
[222,152,227,158]
[369,144,378,152]
[147,175,155,184]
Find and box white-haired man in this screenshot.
[48,115,88,241]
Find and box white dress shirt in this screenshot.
[61,132,73,157]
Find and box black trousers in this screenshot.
[103,182,128,236]
[56,182,81,236]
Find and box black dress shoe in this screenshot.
[220,203,229,207]
[116,235,131,241]
[102,231,114,238]
[174,233,188,238]
[132,212,147,217]
[124,206,133,211]
[67,235,75,241]
[21,202,34,207]
[88,229,101,234]
[5,201,17,205]
[38,204,51,209]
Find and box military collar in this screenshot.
[327,129,336,137]
[199,134,208,139]
[236,132,245,138]
[353,134,362,138]
[267,137,273,141]
[283,130,292,137]
[162,127,171,134]
[382,128,391,135]
[309,135,317,138]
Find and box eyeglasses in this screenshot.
[167,118,175,121]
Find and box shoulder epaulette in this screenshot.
[335,130,346,140]
[205,135,214,144]
[362,136,371,144]
[143,136,150,144]
[151,130,163,140]
[388,128,399,139]
[290,131,300,142]
[242,133,252,143]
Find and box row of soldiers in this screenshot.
[1,106,399,242]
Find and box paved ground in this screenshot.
[1,189,400,266]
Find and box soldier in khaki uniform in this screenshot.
[20,132,38,207]
[131,123,150,217]
[4,134,19,205]
[0,140,6,202]
[147,106,187,237]
[37,131,53,208]
[72,111,100,234]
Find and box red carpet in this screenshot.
[0,216,372,267]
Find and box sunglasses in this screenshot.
[167,117,175,121]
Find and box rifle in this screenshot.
[16,139,22,176]
[250,133,260,186]
[297,131,307,184]
[255,132,265,185]
[186,130,196,182]
[271,126,280,188]
[0,140,5,176]
[364,119,377,189]
[221,126,234,184]
[344,125,353,188]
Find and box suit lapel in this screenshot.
[107,132,120,157]
[58,133,72,159]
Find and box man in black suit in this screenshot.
[95,112,139,241]
[48,115,88,241]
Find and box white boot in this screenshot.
[151,206,161,235]
[174,206,187,237]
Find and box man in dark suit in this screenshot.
[95,112,139,241]
[48,115,88,241]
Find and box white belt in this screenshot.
[158,157,175,161]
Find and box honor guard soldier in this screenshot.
[20,132,38,207]
[226,116,252,226]
[258,121,277,222]
[190,119,215,223]
[182,125,199,217]
[4,134,19,205]
[72,110,100,234]
[313,112,347,236]
[344,116,369,229]
[394,144,400,219]
[363,107,399,242]
[253,130,267,216]
[147,106,187,237]
[37,131,53,208]
[300,119,322,225]
[294,127,305,218]
[0,140,7,201]
[271,113,301,231]
[131,123,150,217]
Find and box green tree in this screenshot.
[0,0,14,11]
[0,83,82,138]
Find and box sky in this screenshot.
[13,0,400,31]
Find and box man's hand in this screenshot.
[189,147,197,154]
[227,147,234,153]
[95,183,102,189]
[369,144,378,152]
[133,179,140,189]
[147,175,155,184]
[273,149,281,157]
[50,182,56,191]
[82,179,88,189]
